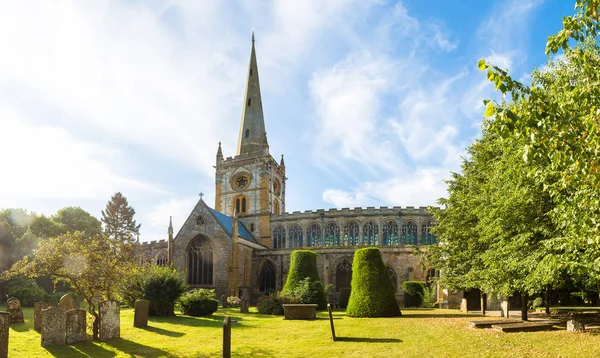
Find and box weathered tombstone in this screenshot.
[327,303,336,342]
[223,316,231,358]
[6,298,24,324]
[0,312,9,358]
[222,295,228,308]
[240,298,249,314]
[65,309,87,345]
[59,294,75,311]
[567,319,585,332]
[41,307,66,347]
[460,297,468,313]
[134,300,149,328]
[99,300,120,341]
[501,299,510,318]
[34,302,53,332]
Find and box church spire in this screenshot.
[237,31,268,156]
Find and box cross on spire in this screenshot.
[199,192,204,201]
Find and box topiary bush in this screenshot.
[179,289,218,316]
[346,247,401,317]
[282,250,327,309]
[402,281,427,308]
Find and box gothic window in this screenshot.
[235,196,247,215]
[335,259,352,291]
[247,98,251,107]
[273,200,280,215]
[289,224,303,248]
[187,236,213,285]
[386,265,398,292]
[401,220,418,245]
[421,221,437,245]
[245,129,249,138]
[272,225,285,249]
[382,220,399,245]
[306,223,321,247]
[195,216,205,226]
[156,250,168,266]
[362,221,379,246]
[343,221,359,246]
[250,223,255,232]
[259,261,276,293]
[324,222,340,246]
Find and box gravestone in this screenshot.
[223,316,231,358]
[567,319,585,332]
[0,312,9,358]
[240,298,249,313]
[222,295,228,308]
[66,309,87,344]
[34,302,52,332]
[500,299,509,318]
[59,294,75,311]
[134,300,149,328]
[6,298,24,324]
[41,307,66,346]
[99,300,120,341]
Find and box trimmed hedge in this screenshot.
[282,250,327,309]
[179,289,218,316]
[402,281,427,308]
[346,248,401,317]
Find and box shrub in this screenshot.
[179,289,218,316]
[346,247,401,317]
[339,288,351,309]
[256,294,300,315]
[227,296,241,308]
[422,285,437,308]
[402,281,427,308]
[530,297,544,309]
[6,279,46,307]
[282,250,327,309]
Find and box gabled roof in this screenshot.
[208,207,258,244]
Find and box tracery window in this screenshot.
[401,221,418,245]
[386,265,398,292]
[335,259,352,291]
[306,223,321,247]
[156,250,168,266]
[272,225,285,249]
[382,220,399,245]
[259,261,276,293]
[362,221,379,246]
[187,236,213,285]
[421,221,437,245]
[288,224,303,248]
[195,216,205,226]
[343,221,359,246]
[324,222,340,246]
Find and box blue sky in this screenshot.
[0,0,575,241]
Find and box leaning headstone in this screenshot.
[65,309,86,345]
[59,294,75,311]
[99,300,120,341]
[240,298,249,314]
[0,312,9,358]
[134,300,149,328]
[567,319,585,332]
[223,316,231,358]
[222,295,228,308]
[6,298,24,324]
[41,307,66,347]
[34,302,52,332]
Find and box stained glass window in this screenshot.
[188,236,213,285]
[362,221,379,246]
[343,221,359,246]
[306,223,321,247]
[272,225,285,249]
[289,224,303,248]
[421,221,437,245]
[383,220,399,245]
[324,222,340,246]
[401,221,418,245]
[259,261,276,293]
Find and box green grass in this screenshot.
[5,306,600,357]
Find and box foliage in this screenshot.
[138,265,187,317]
[283,277,326,307]
[282,250,327,309]
[531,297,544,309]
[101,192,141,243]
[179,289,218,316]
[346,248,401,317]
[256,294,300,315]
[421,285,437,308]
[227,296,241,308]
[402,281,427,308]
[52,207,102,237]
[5,279,46,307]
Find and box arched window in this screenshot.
[401,221,418,245]
[362,221,379,246]
[247,98,251,107]
[259,261,276,293]
[195,216,205,226]
[245,129,249,138]
[335,259,352,291]
[306,223,321,247]
[250,222,255,232]
[272,225,285,249]
[273,200,280,215]
[324,222,340,246]
[386,265,398,292]
[289,224,303,248]
[421,221,437,245]
[235,196,247,215]
[343,221,359,246]
[156,250,168,266]
[383,220,399,245]
[187,236,213,285]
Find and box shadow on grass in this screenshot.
[401,314,482,318]
[336,337,402,343]
[45,338,175,358]
[140,325,185,337]
[234,346,276,357]
[9,322,31,332]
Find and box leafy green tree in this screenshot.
[101,192,141,243]
[53,206,102,237]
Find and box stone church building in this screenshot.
[141,34,454,307]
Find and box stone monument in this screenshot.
[34,302,52,332]
[0,312,9,358]
[6,298,24,324]
[41,307,66,347]
[99,300,120,341]
[59,294,75,311]
[134,300,149,328]
[66,309,87,344]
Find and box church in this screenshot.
[141,34,453,307]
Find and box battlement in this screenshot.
[141,239,167,246]
[271,206,438,221]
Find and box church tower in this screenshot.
[215,32,286,248]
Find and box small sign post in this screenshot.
[327,304,336,342]
[223,316,231,358]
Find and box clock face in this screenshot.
[273,178,281,195]
[232,173,250,190]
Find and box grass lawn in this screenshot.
[5,306,600,357]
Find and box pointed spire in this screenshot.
[216,141,223,163]
[237,31,268,156]
[168,216,173,235]
[280,154,285,167]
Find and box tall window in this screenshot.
[289,224,303,248]
[259,261,276,293]
[235,196,247,215]
[386,265,398,292]
[401,221,418,245]
[362,221,379,246]
[324,222,340,246]
[306,223,321,247]
[156,250,168,266]
[273,200,280,215]
[247,98,251,107]
[343,221,359,246]
[272,225,285,249]
[245,129,249,138]
[383,220,399,245]
[421,221,437,245]
[188,236,213,285]
[335,259,352,291]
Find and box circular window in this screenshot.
[195,216,205,226]
[231,173,251,190]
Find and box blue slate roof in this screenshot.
[208,208,258,244]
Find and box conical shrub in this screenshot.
[282,250,327,309]
[346,247,402,317]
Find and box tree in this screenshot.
[53,206,102,237]
[101,192,141,243]
[2,231,136,340]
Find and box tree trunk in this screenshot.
[521,293,528,321]
[87,300,100,341]
[545,286,551,315]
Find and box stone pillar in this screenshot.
[66,309,86,345]
[59,294,75,311]
[0,312,9,358]
[34,302,52,332]
[99,300,120,341]
[41,307,66,347]
[501,298,510,318]
[134,300,149,328]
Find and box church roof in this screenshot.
[208,207,258,244]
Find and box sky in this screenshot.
[0,0,576,242]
